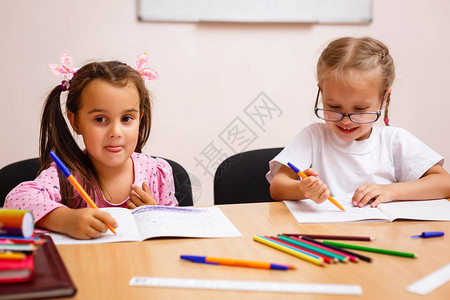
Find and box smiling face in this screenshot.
[320,77,385,141]
[68,79,141,173]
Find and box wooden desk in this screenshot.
[57,202,450,299]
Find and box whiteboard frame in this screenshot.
[137,0,372,24]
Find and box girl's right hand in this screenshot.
[38,207,118,240]
[297,168,330,204]
[64,208,118,239]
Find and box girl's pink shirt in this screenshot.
[4,152,178,222]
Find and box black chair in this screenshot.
[161,158,193,206]
[0,157,193,207]
[213,147,283,205]
[0,158,41,207]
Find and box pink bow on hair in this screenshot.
[134,52,159,80]
[48,52,78,80]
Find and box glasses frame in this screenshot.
[314,88,387,124]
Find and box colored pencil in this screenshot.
[180,255,295,270]
[288,236,359,263]
[262,236,324,262]
[300,236,371,262]
[50,151,116,235]
[287,162,345,211]
[0,236,46,245]
[0,252,27,260]
[322,241,417,258]
[253,235,325,266]
[0,244,36,252]
[265,236,335,264]
[278,235,348,263]
[283,233,374,242]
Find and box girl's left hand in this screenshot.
[352,183,394,208]
[127,181,158,209]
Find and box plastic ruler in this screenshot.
[129,276,362,295]
[406,263,450,295]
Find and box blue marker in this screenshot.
[411,231,444,238]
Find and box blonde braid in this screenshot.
[383,93,391,126]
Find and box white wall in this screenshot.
[1,0,449,206]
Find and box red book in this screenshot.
[0,235,76,299]
[0,255,34,283]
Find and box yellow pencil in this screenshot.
[0,251,26,260]
[253,235,325,266]
[287,162,345,211]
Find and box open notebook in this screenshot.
[49,206,242,245]
[284,196,450,223]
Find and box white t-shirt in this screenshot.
[266,123,444,197]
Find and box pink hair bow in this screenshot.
[49,52,78,81]
[49,52,158,88]
[134,52,159,80]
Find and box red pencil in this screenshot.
[301,236,372,263]
[266,236,335,264]
[282,234,375,242]
[290,236,358,263]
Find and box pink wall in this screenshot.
[1,0,449,205]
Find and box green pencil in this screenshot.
[278,235,347,262]
[322,241,417,258]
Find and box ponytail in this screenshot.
[39,85,98,207]
[383,93,391,126]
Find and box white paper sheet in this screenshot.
[48,206,242,245]
[284,196,450,224]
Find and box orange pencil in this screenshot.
[287,162,345,211]
[50,151,116,235]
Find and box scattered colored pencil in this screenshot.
[322,241,417,258]
[253,235,325,266]
[300,236,371,262]
[263,236,325,262]
[266,236,336,264]
[288,236,359,263]
[278,235,348,263]
[283,233,374,242]
[287,162,345,211]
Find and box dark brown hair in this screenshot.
[40,61,152,206]
[317,37,395,124]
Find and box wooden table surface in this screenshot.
[56,202,450,299]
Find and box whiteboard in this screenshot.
[138,0,372,24]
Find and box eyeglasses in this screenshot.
[314,89,387,124]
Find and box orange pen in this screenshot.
[287,162,345,211]
[180,255,295,270]
[50,151,117,234]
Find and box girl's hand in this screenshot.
[127,181,158,209]
[352,183,394,207]
[297,168,330,204]
[62,208,118,240]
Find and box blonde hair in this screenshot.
[317,37,395,125]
